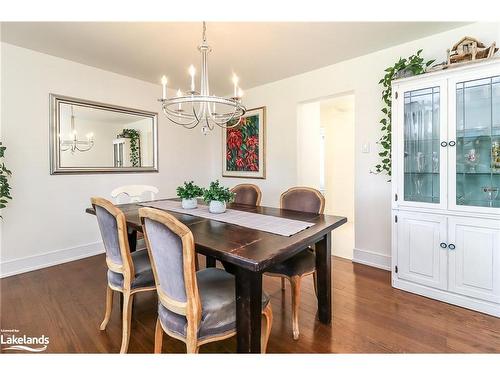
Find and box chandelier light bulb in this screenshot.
[188,65,196,92]
[161,75,168,99]
[238,87,244,98]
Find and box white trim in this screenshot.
[393,277,500,318]
[352,248,391,271]
[0,242,104,278]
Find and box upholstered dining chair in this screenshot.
[91,197,156,353]
[139,207,273,354]
[264,187,325,340]
[230,184,262,206]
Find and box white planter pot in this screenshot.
[181,198,198,209]
[209,200,226,214]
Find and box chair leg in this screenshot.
[312,271,318,297]
[154,318,163,354]
[100,285,114,330]
[281,277,286,291]
[290,276,302,340]
[261,304,273,353]
[186,341,199,354]
[120,292,134,354]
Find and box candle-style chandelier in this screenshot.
[59,105,94,153]
[158,22,246,134]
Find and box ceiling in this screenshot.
[1,22,468,93]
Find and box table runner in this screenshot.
[138,200,313,237]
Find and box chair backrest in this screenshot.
[91,197,134,282]
[280,187,325,214]
[230,184,262,206]
[111,185,159,204]
[139,208,201,333]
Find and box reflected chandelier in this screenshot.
[158,22,246,134]
[59,106,94,153]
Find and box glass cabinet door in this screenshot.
[403,86,441,204]
[455,76,500,208]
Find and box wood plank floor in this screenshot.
[1,255,499,353]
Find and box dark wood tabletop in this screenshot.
[86,199,346,272]
[86,198,347,353]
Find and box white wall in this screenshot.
[321,96,355,260]
[0,43,212,276]
[210,22,500,270]
[297,101,321,188]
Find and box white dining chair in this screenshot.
[111,185,159,204]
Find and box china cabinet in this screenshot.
[392,59,500,317]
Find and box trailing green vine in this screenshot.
[373,49,435,178]
[0,141,12,218]
[118,129,141,167]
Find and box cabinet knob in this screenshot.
[448,140,456,147]
[440,141,448,147]
[448,243,456,250]
[440,242,447,248]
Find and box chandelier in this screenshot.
[158,22,246,134]
[59,106,94,153]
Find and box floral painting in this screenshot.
[222,107,266,179]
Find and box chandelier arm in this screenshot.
[211,107,244,128]
[162,106,200,128]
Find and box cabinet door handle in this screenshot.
[440,242,447,248]
[440,141,448,147]
[448,243,456,250]
[448,140,456,147]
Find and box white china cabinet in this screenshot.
[391,59,500,317]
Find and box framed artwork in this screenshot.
[222,106,266,179]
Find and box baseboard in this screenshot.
[352,248,391,271]
[0,242,104,278]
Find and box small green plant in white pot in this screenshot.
[176,181,203,209]
[202,180,235,214]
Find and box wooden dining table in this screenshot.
[86,198,346,353]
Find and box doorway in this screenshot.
[297,94,355,259]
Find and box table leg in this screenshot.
[235,268,262,353]
[315,232,332,324]
[205,255,216,268]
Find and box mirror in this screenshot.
[50,94,158,174]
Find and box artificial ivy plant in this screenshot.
[373,50,435,178]
[118,129,141,167]
[0,141,12,217]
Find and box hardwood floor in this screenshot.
[1,255,499,353]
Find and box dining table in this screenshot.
[86,198,347,353]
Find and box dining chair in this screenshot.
[111,185,159,204]
[264,187,325,340]
[139,207,273,354]
[230,183,262,206]
[91,197,156,353]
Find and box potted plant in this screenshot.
[176,181,203,209]
[202,180,235,214]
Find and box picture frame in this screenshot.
[222,106,266,179]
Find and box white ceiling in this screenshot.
[1,22,467,93]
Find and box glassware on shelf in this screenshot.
[465,148,479,172]
[492,141,500,171]
[416,152,426,172]
[432,151,439,173]
[414,175,424,197]
[482,186,499,207]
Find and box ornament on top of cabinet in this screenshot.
[427,36,499,72]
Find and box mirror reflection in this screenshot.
[50,95,158,174]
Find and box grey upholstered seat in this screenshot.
[158,267,270,340]
[266,248,315,277]
[107,248,155,290]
